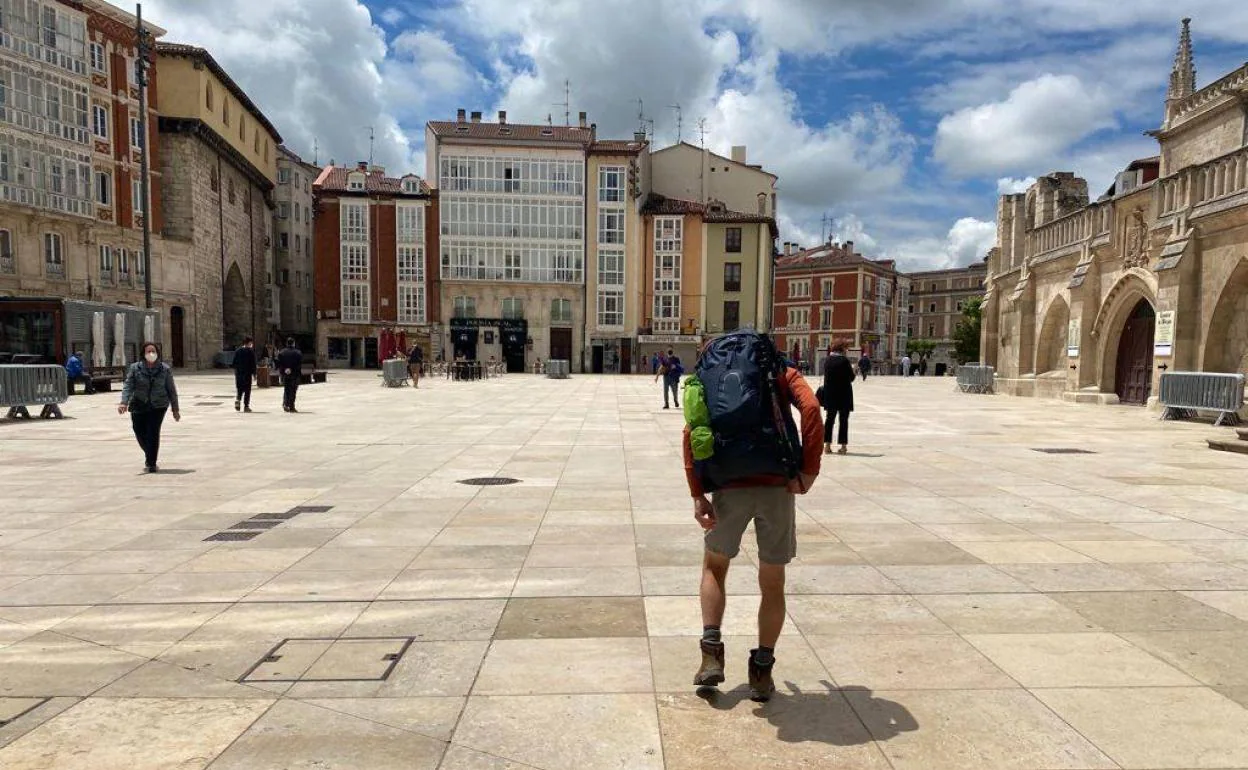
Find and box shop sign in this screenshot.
[638,334,702,344]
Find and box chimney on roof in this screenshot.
[471,111,482,123]
[456,108,466,123]
[784,242,794,256]
[731,145,747,164]
[498,110,507,124]
[634,131,647,143]
[371,165,385,176]
[844,240,854,254]
[578,111,587,128]
[357,161,368,171]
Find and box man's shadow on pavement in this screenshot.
[698,681,917,746]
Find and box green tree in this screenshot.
[952,296,983,364]
[906,338,936,365]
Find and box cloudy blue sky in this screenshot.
[135,0,1248,270]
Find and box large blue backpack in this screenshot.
[693,331,802,492]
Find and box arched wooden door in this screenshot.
[1114,299,1155,405]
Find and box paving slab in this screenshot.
[0,372,1245,768]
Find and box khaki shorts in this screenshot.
[705,486,797,565]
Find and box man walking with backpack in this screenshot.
[682,331,824,701]
[655,348,684,409]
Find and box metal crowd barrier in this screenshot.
[381,359,409,387]
[956,364,995,394]
[545,360,570,379]
[1160,371,1245,426]
[0,365,68,419]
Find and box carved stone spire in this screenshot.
[1167,17,1196,102]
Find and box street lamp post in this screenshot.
[135,4,154,310]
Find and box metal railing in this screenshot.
[956,364,995,394]
[0,364,68,418]
[545,360,570,379]
[1159,371,1245,426]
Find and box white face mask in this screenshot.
[145,352,158,363]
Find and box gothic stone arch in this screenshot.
[1202,257,1248,374]
[223,261,250,349]
[1035,294,1070,375]
[1092,270,1158,400]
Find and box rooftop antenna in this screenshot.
[636,98,655,141]
[313,137,319,166]
[696,117,708,148]
[365,126,375,166]
[553,79,570,126]
[820,213,829,243]
[669,103,682,143]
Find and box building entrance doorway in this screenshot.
[550,328,572,363]
[1114,299,1155,405]
[501,321,527,373]
[592,345,604,374]
[170,306,185,367]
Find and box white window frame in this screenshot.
[129,116,142,149]
[598,210,624,245]
[90,42,107,73]
[789,279,810,299]
[92,104,108,139]
[43,232,63,265]
[117,246,130,276]
[277,167,290,184]
[502,297,524,320]
[278,202,289,219]
[131,179,142,216]
[453,296,476,318]
[551,298,573,324]
[95,170,110,205]
[347,172,365,191]
[98,243,113,273]
[598,165,625,204]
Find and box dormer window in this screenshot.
[347,172,365,191]
[402,177,421,194]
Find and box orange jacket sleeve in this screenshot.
[783,368,824,478]
[682,425,705,498]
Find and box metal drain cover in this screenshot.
[459,477,521,486]
[1032,448,1096,455]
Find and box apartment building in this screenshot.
[907,260,986,371]
[312,163,438,368]
[0,0,181,361]
[586,136,648,373]
[638,194,777,367]
[154,42,281,365]
[426,109,597,372]
[772,240,908,371]
[650,142,778,220]
[274,145,317,341]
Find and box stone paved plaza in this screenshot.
[2,371,1248,769]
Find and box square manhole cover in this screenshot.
[203,531,262,542]
[1032,448,1096,455]
[287,505,334,514]
[239,637,413,683]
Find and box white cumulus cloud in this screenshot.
[934,74,1117,176]
[997,176,1036,194]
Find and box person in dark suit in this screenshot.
[820,340,856,455]
[232,336,257,412]
[275,337,304,413]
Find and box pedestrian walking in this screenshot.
[232,336,257,412]
[901,354,912,377]
[655,348,683,409]
[857,352,872,382]
[65,350,94,395]
[682,331,823,701]
[117,342,180,473]
[408,344,424,388]
[821,340,855,455]
[276,337,303,413]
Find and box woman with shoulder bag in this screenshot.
[820,339,856,455]
[118,342,181,473]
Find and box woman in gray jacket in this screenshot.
[118,342,181,472]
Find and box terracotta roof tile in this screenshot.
[589,139,645,155]
[315,165,431,196]
[640,194,777,234]
[155,43,282,143]
[775,243,895,271]
[428,120,594,143]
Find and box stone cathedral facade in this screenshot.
[984,19,1248,406]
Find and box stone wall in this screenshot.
[159,130,273,367]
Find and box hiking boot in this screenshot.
[244,406,252,413]
[837,445,848,455]
[693,639,725,688]
[234,400,240,412]
[748,650,775,702]
[824,443,832,455]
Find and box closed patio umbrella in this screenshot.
[91,312,107,368]
[112,313,126,366]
